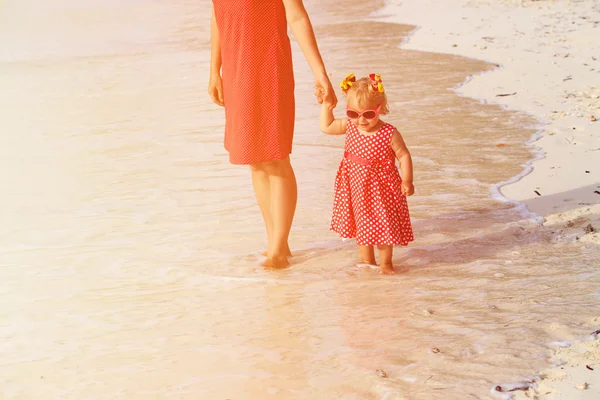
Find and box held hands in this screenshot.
[402,181,415,196]
[314,73,337,109]
[208,74,224,107]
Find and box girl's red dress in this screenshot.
[331,122,414,246]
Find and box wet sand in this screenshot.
[372,1,600,398]
[0,0,598,399]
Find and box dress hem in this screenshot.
[227,150,292,166]
[331,229,413,247]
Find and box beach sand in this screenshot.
[373,0,599,398]
[376,0,600,243]
[514,332,600,400]
[0,0,598,398]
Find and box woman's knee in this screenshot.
[249,163,264,173]
[251,157,292,175]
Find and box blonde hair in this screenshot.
[343,76,390,115]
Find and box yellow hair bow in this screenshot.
[369,73,384,93]
[340,73,356,92]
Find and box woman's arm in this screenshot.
[281,0,325,76]
[208,8,224,106]
[320,102,346,135]
[391,129,414,195]
[282,0,337,108]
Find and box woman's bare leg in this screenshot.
[250,164,274,251]
[252,157,297,268]
[266,157,297,268]
[250,162,294,260]
[377,244,395,275]
[358,245,376,265]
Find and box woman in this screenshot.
[208,0,337,269]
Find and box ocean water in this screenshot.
[0,0,599,399]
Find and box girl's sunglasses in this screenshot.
[346,103,382,120]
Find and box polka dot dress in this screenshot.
[212,0,295,165]
[331,122,414,246]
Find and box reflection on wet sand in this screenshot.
[0,0,598,399]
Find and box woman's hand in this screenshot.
[314,73,337,109]
[208,75,224,107]
[315,86,334,109]
[402,181,415,196]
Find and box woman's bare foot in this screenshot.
[263,245,292,258]
[380,263,395,275]
[261,255,290,270]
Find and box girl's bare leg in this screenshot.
[358,245,376,265]
[252,157,297,269]
[377,244,395,275]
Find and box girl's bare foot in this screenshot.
[380,263,395,275]
[261,255,290,270]
[358,245,376,265]
[377,245,394,275]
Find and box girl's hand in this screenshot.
[402,181,415,196]
[314,73,337,109]
[208,75,224,107]
[316,86,335,109]
[314,84,325,104]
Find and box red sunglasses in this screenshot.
[346,103,382,120]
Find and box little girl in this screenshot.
[319,73,414,275]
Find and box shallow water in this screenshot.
[1,0,599,399]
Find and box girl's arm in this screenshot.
[320,102,347,135]
[208,8,224,106]
[282,0,337,108]
[391,129,414,195]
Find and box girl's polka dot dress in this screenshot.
[331,122,414,246]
